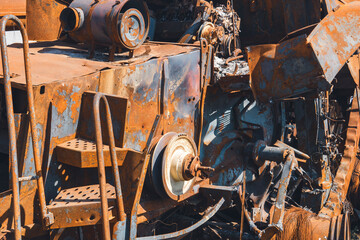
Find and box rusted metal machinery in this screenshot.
[60,0,150,58]
[0,0,359,239]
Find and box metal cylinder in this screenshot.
[60,0,150,50]
[252,140,288,167]
[59,7,85,32]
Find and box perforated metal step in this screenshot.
[56,138,139,168]
[47,184,116,229]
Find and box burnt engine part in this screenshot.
[178,0,241,58]
[60,0,150,54]
[201,2,241,58]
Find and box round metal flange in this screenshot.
[119,8,146,49]
[150,132,177,198]
[162,134,197,200]
[60,7,84,32]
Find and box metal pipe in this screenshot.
[271,151,297,227]
[0,15,22,240]
[93,93,127,239]
[274,140,310,160]
[0,15,52,228]
[129,115,161,239]
[59,7,84,32]
[93,94,111,240]
[105,104,127,222]
[239,160,246,240]
[197,39,213,153]
[94,93,126,221]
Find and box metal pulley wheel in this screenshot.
[150,133,198,200]
[118,8,147,49]
[220,34,240,58]
[162,133,197,200]
[150,132,177,198]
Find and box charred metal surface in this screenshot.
[1,0,360,239]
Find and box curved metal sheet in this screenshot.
[247,1,360,103]
[308,1,360,83]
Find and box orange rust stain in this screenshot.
[70,90,82,123]
[55,95,68,115]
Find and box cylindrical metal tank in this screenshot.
[60,0,150,50]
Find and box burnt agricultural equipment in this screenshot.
[0,0,359,239]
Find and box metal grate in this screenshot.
[49,184,116,208]
[63,138,108,151]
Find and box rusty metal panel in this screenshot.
[26,0,66,41]
[0,188,37,231]
[38,74,100,203]
[1,0,360,238]
[248,3,360,103]
[98,49,201,152]
[247,35,330,102]
[308,1,360,83]
[347,52,360,86]
[98,61,162,152]
[163,50,201,138]
[0,0,26,16]
[77,92,128,148]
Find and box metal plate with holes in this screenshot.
[47,184,116,229]
[56,138,139,168]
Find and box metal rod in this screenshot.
[197,39,212,153]
[271,151,296,226]
[136,198,225,240]
[0,15,22,240]
[18,175,38,182]
[231,0,236,51]
[130,115,161,239]
[93,93,111,240]
[0,15,51,228]
[239,162,246,240]
[95,93,126,221]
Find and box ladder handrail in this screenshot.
[0,15,51,239]
[93,93,126,240]
[0,15,22,240]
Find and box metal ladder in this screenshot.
[0,15,52,240]
[93,93,126,240]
